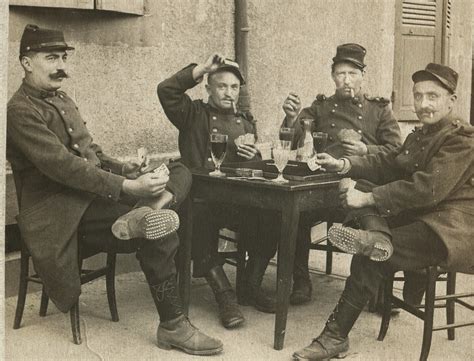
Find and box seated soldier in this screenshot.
[292,63,474,360]
[158,53,279,329]
[7,24,222,356]
[281,43,402,305]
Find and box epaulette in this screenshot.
[364,94,390,106]
[237,110,256,124]
[452,119,474,137]
[315,94,327,102]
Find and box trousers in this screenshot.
[77,197,179,286]
[192,201,278,277]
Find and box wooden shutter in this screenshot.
[441,0,452,64]
[94,0,144,15]
[393,0,443,120]
[9,0,93,8]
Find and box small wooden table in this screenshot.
[187,165,341,350]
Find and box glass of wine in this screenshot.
[271,144,290,183]
[210,133,228,177]
[312,132,328,154]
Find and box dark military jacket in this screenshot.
[286,92,402,158]
[7,81,190,311]
[347,115,474,273]
[158,64,259,169]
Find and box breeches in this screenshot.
[77,197,179,285]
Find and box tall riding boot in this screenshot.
[328,212,393,262]
[293,297,363,360]
[239,256,276,313]
[205,266,245,329]
[150,276,223,356]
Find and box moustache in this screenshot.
[50,70,69,79]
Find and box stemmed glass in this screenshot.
[210,133,228,177]
[271,143,290,183]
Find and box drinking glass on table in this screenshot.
[312,132,328,154]
[271,144,290,184]
[210,133,228,177]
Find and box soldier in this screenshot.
[7,24,222,356]
[292,63,474,360]
[158,54,278,329]
[281,43,402,305]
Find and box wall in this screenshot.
[8,0,399,158]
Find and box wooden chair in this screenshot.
[13,236,119,345]
[377,266,474,361]
[218,228,247,297]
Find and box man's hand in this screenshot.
[192,53,226,81]
[237,144,259,160]
[282,92,302,126]
[339,188,375,209]
[341,140,368,156]
[122,173,169,198]
[315,153,345,173]
[122,160,146,179]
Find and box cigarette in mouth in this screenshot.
[430,112,434,118]
[231,100,237,114]
[350,88,354,98]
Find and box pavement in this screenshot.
[5,250,473,361]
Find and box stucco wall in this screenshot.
[8,0,471,159]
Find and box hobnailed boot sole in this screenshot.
[292,350,348,360]
[157,339,223,356]
[328,225,393,262]
[112,209,179,240]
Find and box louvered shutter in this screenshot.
[393,0,443,120]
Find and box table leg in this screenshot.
[178,198,192,315]
[274,198,299,350]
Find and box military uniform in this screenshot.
[347,116,474,273]
[158,64,278,277]
[289,92,402,158]
[7,80,191,312]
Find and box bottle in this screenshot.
[297,118,314,162]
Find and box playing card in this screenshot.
[307,156,321,171]
[153,163,170,177]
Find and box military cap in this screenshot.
[332,43,366,69]
[19,24,74,57]
[209,58,245,85]
[412,63,458,93]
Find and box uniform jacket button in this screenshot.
[59,94,63,98]
[404,150,409,154]
[331,123,336,128]
[207,157,212,162]
[334,103,338,107]
[357,130,362,134]
[73,144,79,149]
[357,115,362,120]
[83,157,88,161]
[68,127,73,133]
[358,104,362,108]
[236,119,241,124]
[212,116,217,120]
[421,146,425,150]
[331,109,336,113]
[212,128,217,133]
[329,136,333,141]
[414,163,419,168]
[61,110,66,115]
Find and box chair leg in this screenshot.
[325,243,333,275]
[70,302,82,345]
[377,275,394,341]
[13,249,30,329]
[39,287,49,317]
[106,252,119,322]
[178,198,192,316]
[420,266,437,361]
[446,272,456,341]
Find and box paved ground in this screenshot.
[5,251,473,361]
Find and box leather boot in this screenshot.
[206,266,245,329]
[328,213,393,262]
[239,257,276,313]
[293,297,362,360]
[151,277,223,355]
[157,315,223,356]
[111,206,179,240]
[291,259,312,305]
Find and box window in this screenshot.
[9,0,145,15]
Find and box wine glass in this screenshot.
[279,127,295,146]
[271,144,290,183]
[210,133,228,177]
[312,132,328,154]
